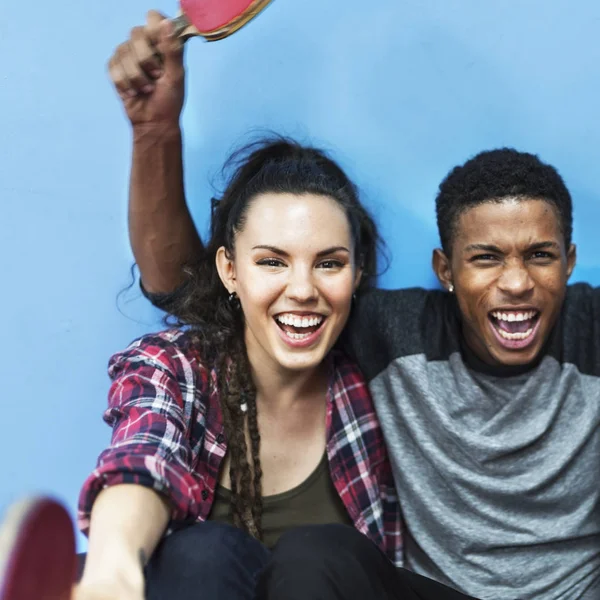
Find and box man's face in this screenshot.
[435,198,576,367]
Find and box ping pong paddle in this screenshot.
[171,0,273,41]
[0,497,76,600]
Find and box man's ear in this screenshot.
[216,246,236,293]
[566,243,577,279]
[432,248,454,292]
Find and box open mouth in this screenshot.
[274,313,326,341]
[488,309,541,348]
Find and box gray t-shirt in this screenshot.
[346,283,600,600]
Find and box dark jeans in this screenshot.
[77,522,477,599]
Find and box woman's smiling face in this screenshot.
[217,192,361,375]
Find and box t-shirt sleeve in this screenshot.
[140,280,187,314]
[561,283,600,377]
[77,333,207,535]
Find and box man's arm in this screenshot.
[129,123,202,293]
[108,11,203,294]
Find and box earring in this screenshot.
[448,284,454,293]
[228,292,240,307]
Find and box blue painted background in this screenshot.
[1,0,599,549]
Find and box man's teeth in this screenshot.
[491,310,538,322]
[275,314,324,328]
[497,328,534,341]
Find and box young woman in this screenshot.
[0,138,408,600]
[0,15,477,600]
[74,137,402,600]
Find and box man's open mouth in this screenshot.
[489,309,541,343]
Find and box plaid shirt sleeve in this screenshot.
[377,447,404,566]
[77,331,206,535]
[327,352,404,567]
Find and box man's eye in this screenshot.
[531,251,554,260]
[471,254,498,262]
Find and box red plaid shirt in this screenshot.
[78,329,403,566]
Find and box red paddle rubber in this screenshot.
[180,0,257,32]
[0,498,75,600]
[179,0,272,38]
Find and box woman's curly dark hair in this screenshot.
[435,148,573,256]
[168,136,384,539]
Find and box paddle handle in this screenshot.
[171,13,199,41]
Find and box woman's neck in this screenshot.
[248,354,330,412]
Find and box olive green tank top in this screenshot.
[207,453,353,548]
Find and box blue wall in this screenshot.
[1,0,599,549]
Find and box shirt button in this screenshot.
[202,490,209,501]
[217,434,225,444]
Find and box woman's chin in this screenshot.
[273,348,327,373]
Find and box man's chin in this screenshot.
[464,322,547,368]
[486,340,545,368]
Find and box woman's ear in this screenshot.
[353,266,363,292]
[216,246,236,294]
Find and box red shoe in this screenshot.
[0,497,76,600]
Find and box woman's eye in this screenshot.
[318,260,344,269]
[257,258,285,267]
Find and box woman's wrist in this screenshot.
[80,540,146,590]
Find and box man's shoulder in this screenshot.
[565,282,600,304]
[356,286,433,316]
[357,286,429,306]
[563,283,600,329]
[345,287,458,380]
[354,287,452,334]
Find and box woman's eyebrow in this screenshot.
[251,245,350,257]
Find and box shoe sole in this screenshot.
[0,497,75,600]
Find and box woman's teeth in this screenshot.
[276,314,324,328]
[275,313,325,341]
[285,331,312,340]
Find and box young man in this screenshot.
[113,13,600,600]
